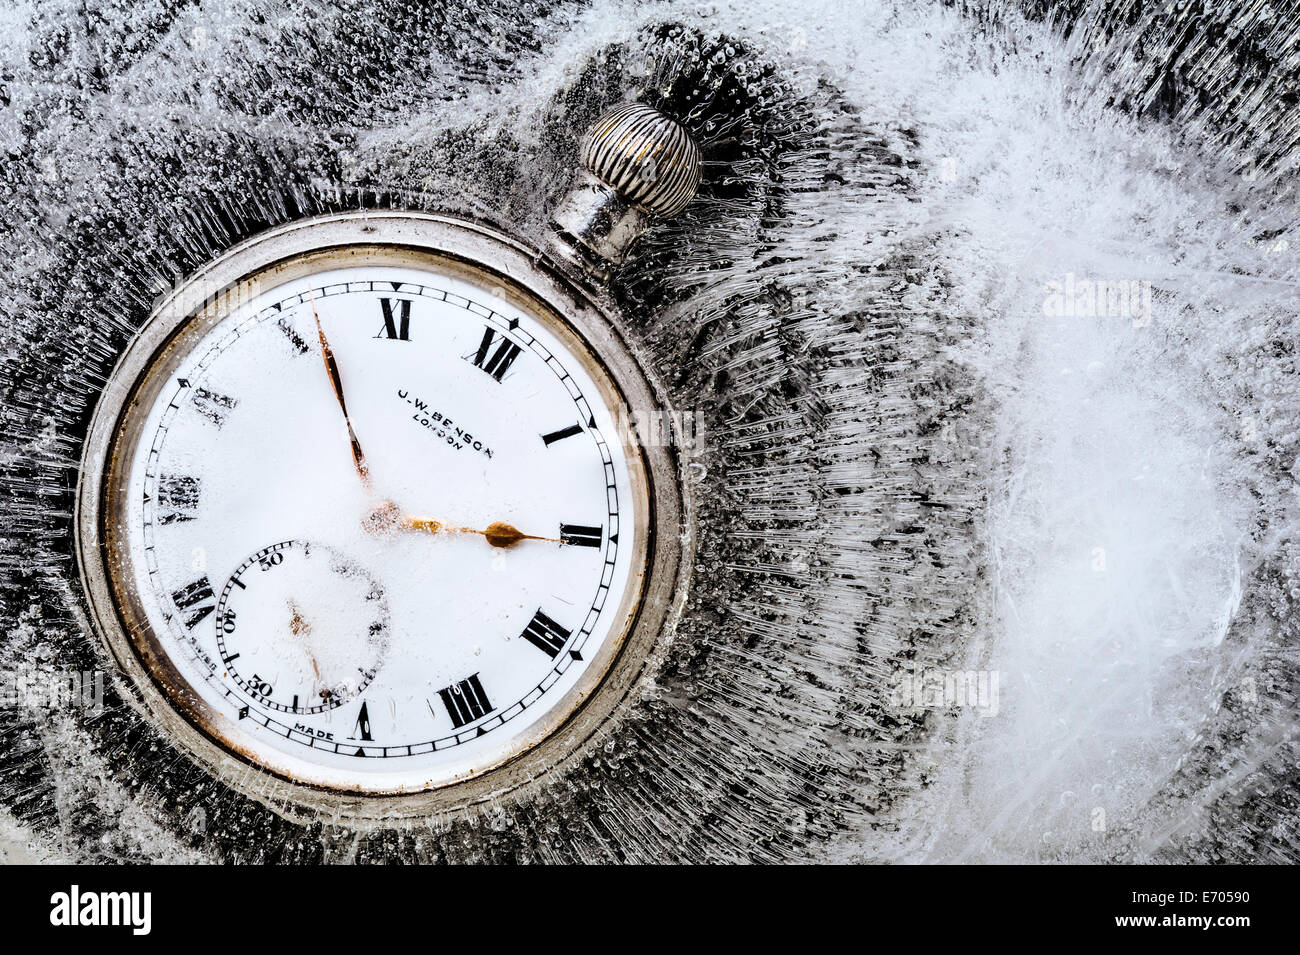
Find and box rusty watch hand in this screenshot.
[286,598,324,691]
[399,515,562,549]
[310,289,370,486]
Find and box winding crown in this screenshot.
[580,103,703,218]
[550,103,703,276]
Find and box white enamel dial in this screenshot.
[101,256,650,793]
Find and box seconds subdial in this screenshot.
[215,540,390,715]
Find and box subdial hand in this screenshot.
[286,597,323,682]
[309,290,370,486]
[398,515,563,548]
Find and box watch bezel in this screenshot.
[74,211,691,823]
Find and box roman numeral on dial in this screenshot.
[559,523,603,547]
[520,609,572,658]
[438,673,493,728]
[189,386,238,428]
[353,701,373,741]
[156,474,200,524]
[170,576,215,629]
[541,423,583,446]
[275,316,310,355]
[376,298,411,340]
[469,327,522,381]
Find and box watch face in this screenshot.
[80,215,671,800]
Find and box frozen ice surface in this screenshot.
[0,0,1297,862]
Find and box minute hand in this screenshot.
[310,293,369,486]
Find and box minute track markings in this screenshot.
[140,277,624,757]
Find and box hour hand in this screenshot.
[398,515,561,549]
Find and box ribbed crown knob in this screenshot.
[549,103,703,278]
[580,103,703,217]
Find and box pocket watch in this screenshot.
[75,104,702,820]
